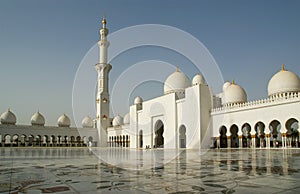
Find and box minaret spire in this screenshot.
[95,17,112,147]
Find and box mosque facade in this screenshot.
[1,19,299,149]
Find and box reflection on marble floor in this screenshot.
[0,148,300,193]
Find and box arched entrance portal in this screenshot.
[269,120,281,147]
[4,135,11,146]
[242,123,251,148]
[230,124,239,148]
[179,125,186,148]
[154,120,164,148]
[255,122,265,148]
[286,118,299,147]
[219,126,227,148]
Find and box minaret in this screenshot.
[95,17,112,147]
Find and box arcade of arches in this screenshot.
[216,118,299,148]
[0,134,94,147]
[108,135,130,147]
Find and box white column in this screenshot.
[282,133,287,148]
[227,136,231,148]
[217,137,220,149]
[251,135,256,148]
[266,134,270,148]
[239,136,243,149]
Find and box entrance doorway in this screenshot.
[154,120,164,148]
[179,125,186,148]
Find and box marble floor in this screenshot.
[0,148,300,193]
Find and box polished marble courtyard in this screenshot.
[0,148,300,193]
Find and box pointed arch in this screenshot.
[179,125,187,148]
[255,122,266,148]
[269,120,281,147]
[154,120,164,148]
[285,118,299,147]
[230,124,239,148]
[241,123,251,148]
[219,126,227,148]
[12,134,19,147]
[4,134,11,146]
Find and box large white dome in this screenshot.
[58,113,71,127]
[223,81,247,105]
[82,116,93,128]
[112,115,123,127]
[0,108,16,125]
[123,113,130,124]
[192,74,206,86]
[31,111,45,126]
[164,68,191,95]
[268,65,300,97]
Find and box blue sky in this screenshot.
[0,0,299,126]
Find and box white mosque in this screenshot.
[1,19,299,149]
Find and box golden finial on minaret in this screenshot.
[102,17,106,25]
[281,64,285,71]
[101,16,107,28]
[176,66,179,72]
[231,79,235,85]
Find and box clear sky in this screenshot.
[0,0,299,126]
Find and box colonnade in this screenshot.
[0,134,94,147]
[215,118,299,149]
[108,135,130,147]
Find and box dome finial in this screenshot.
[176,66,179,72]
[102,16,107,28]
[281,64,285,71]
[231,79,235,85]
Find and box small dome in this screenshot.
[164,67,191,94]
[223,81,231,91]
[192,74,206,85]
[223,81,247,105]
[57,113,71,127]
[82,116,93,128]
[31,111,45,126]
[112,115,123,127]
[0,108,16,125]
[134,96,143,105]
[268,65,300,97]
[124,113,130,124]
